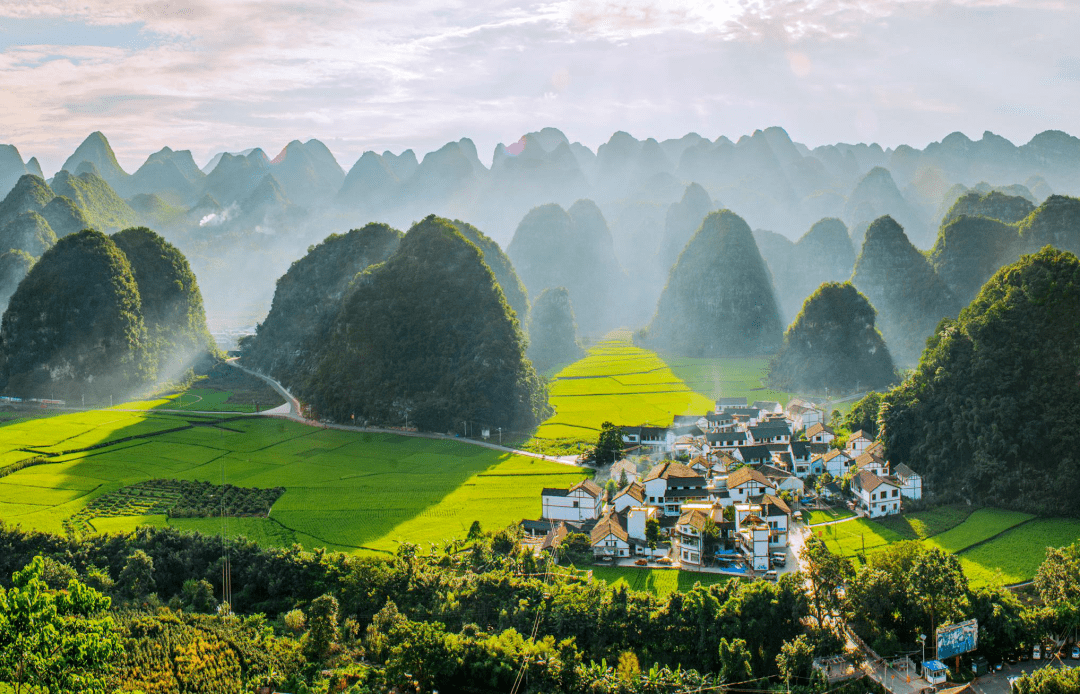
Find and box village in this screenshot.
[520,396,923,578]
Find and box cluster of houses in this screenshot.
[521,397,923,573]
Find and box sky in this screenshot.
[0,0,1078,175]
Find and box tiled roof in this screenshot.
[614,481,645,504]
[590,512,628,544]
[806,423,834,437]
[572,478,603,498]
[678,508,709,531]
[727,466,772,489]
[853,470,896,493]
[893,463,917,479]
[643,461,702,482]
[761,493,791,515]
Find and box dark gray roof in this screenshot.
[706,412,733,423]
[706,431,746,444]
[664,488,709,499]
[738,445,772,461]
[717,397,748,408]
[541,488,568,497]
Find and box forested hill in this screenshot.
[880,246,1080,516]
[767,282,896,395]
[240,223,403,387]
[641,209,783,357]
[301,215,550,432]
[851,215,959,367]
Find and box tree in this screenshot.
[701,518,721,555]
[645,517,661,552]
[284,608,306,634]
[181,578,216,613]
[717,637,753,683]
[801,535,853,630]
[559,533,593,565]
[844,391,883,438]
[605,478,618,501]
[0,556,121,694]
[1035,542,1080,633]
[118,549,155,599]
[910,548,968,640]
[616,650,641,681]
[776,634,815,688]
[618,468,629,488]
[594,421,624,465]
[466,520,482,541]
[303,593,340,663]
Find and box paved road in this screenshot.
[224,359,584,468]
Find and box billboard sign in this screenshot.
[936,619,978,659]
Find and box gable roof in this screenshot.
[790,440,811,457]
[706,411,733,423]
[642,461,703,483]
[752,400,781,411]
[893,463,916,479]
[750,424,791,436]
[755,463,795,482]
[761,493,792,516]
[806,423,834,437]
[823,449,851,462]
[716,397,748,408]
[853,470,897,493]
[854,452,886,470]
[571,478,603,498]
[542,487,569,497]
[737,444,773,461]
[706,431,746,444]
[614,481,646,504]
[591,511,628,544]
[677,508,710,530]
[849,429,873,442]
[541,522,569,551]
[727,466,773,489]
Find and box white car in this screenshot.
[1033,644,1041,660]
[1072,644,1079,660]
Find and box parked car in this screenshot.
[657,556,673,565]
[635,558,647,566]
[764,570,778,581]
[1033,644,1041,660]
[1072,644,1079,660]
[770,552,787,566]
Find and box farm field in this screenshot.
[0,406,587,554]
[527,332,725,453]
[958,518,1080,588]
[588,565,733,596]
[660,354,788,405]
[922,508,1034,553]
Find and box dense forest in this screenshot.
[525,286,584,372]
[767,282,896,395]
[865,247,1080,516]
[0,226,215,400]
[2,514,1076,693]
[300,215,550,432]
[641,210,783,357]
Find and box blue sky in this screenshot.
[0,0,1078,174]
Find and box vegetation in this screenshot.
[588,565,730,596]
[111,227,215,376]
[642,210,783,357]
[0,249,33,314]
[757,218,857,323]
[1018,194,1080,256]
[959,518,1080,588]
[451,219,530,324]
[767,282,896,395]
[941,189,1034,227]
[241,223,403,386]
[49,170,138,233]
[305,215,550,432]
[851,215,960,366]
[526,286,583,372]
[929,214,1021,306]
[0,229,151,400]
[880,247,1080,516]
[0,211,56,257]
[657,182,713,271]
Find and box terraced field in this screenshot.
[0,408,586,554]
[959,519,1080,588]
[660,354,788,405]
[528,332,729,453]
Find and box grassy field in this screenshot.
[959,518,1080,588]
[814,518,906,557]
[922,508,1034,554]
[526,332,717,453]
[0,407,587,554]
[588,565,733,596]
[875,505,974,540]
[807,508,855,525]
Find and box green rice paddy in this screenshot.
[0,408,586,554]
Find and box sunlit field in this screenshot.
[0,407,586,554]
[589,565,733,596]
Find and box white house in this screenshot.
[805,423,836,445]
[752,401,784,416]
[846,430,874,455]
[737,513,772,571]
[542,479,603,522]
[786,398,824,431]
[705,412,735,432]
[853,451,888,477]
[612,481,646,513]
[748,423,791,445]
[820,449,853,478]
[609,459,639,485]
[706,431,748,450]
[674,508,709,567]
[755,463,805,497]
[642,461,708,516]
[893,463,923,500]
[591,511,631,558]
[735,494,791,549]
[716,397,748,410]
[726,466,777,503]
[852,471,902,517]
[626,505,657,542]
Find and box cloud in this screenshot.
[0,0,1079,174]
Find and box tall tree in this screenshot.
[594,421,625,465]
[801,535,854,630]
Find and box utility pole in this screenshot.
[498,427,502,445]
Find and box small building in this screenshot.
[921,660,949,687]
[591,511,631,559]
[820,449,853,478]
[752,401,784,416]
[642,461,707,516]
[706,431,747,450]
[805,423,836,445]
[705,411,735,432]
[726,466,777,503]
[846,430,874,455]
[853,451,888,477]
[612,481,646,513]
[851,471,901,517]
[893,463,923,500]
[786,398,824,431]
[674,508,710,567]
[716,397,748,411]
[737,513,772,572]
[735,445,772,466]
[609,459,639,485]
[542,479,603,522]
[748,423,791,445]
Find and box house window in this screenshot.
[892,489,898,497]
[573,501,579,508]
